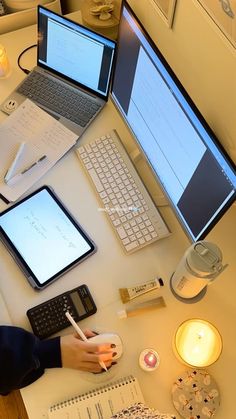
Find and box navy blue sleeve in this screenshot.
[0,326,62,395]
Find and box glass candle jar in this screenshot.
[174,318,223,368]
[0,44,10,77]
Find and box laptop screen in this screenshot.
[37,6,116,99]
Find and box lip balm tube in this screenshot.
[119,277,164,303]
[117,296,166,319]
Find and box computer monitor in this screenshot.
[111,1,236,242]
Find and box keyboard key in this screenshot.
[117,226,127,240]
[87,169,104,193]
[125,241,139,252]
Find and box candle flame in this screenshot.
[175,319,222,367]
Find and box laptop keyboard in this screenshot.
[76,130,170,254]
[17,71,101,127]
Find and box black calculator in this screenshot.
[27,284,97,339]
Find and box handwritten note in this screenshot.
[0,99,78,202]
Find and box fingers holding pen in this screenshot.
[63,314,119,372]
[83,345,117,362]
[81,340,117,369]
[82,339,115,353]
[60,334,117,372]
[74,329,117,360]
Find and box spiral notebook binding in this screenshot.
[49,375,136,411]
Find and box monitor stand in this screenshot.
[129,147,169,207]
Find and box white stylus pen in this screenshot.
[65,311,108,372]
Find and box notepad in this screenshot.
[0,99,78,202]
[48,375,144,419]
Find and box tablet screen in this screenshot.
[0,186,96,289]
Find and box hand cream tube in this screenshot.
[117,296,166,319]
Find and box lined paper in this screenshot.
[48,375,144,419]
[0,99,78,202]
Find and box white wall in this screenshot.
[127,0,236,164]
[61,0,84,13]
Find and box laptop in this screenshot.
[1,6,116,136]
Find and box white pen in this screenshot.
[21,154,47,174]
[5,155,47,186]
[65,311,108,372]
[4,142,25,182]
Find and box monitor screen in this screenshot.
[111,2,236,242]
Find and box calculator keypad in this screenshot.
[27,294,79,339]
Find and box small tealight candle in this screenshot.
[0,44,10,78]
[139,348,160,371]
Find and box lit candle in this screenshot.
[174,319,222,368]
[139,348,160,371]
[0,44,10,78]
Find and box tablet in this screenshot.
[0,186,96,289]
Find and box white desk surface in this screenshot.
[0,12,236,419]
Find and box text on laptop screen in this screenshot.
[38,7,116,98]
[111,2,236,242]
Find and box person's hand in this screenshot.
[60,330,116,373]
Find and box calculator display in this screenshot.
[84,297,93,311]
[70,291,86,316]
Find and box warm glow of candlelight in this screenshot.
[174,319,222,367]
[144,351,157,368]
[139,348,160,371]
[0,44,10,77]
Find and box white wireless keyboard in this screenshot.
[76,130,170,254]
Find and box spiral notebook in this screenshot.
[48,375,144,419]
